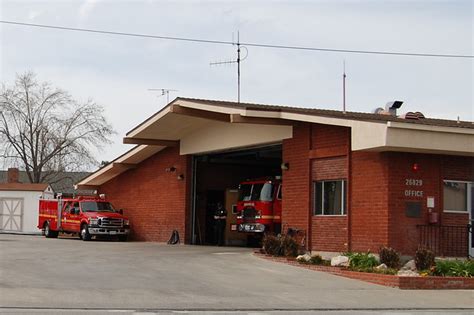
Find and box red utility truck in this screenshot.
[236,177,282,234]
[38,195,130,241]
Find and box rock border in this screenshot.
[254,252,474,290]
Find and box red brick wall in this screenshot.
[386,153,473,256]
[387,153,441,255]
[350,151,390,252]
[311,124,349,149]
[98,147,190,242]
[282,123,311,234]
[311,156,349,252]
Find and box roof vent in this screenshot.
[374,107,385,114]
[374,101,404,116]
[399,111,425,120]
[385,101,403,116]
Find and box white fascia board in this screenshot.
[175,100,245,114]
[350,121,388,151]
[116,145,149,163]
[387,121,474,135]
[127,107,172,138]
[76,163,114,186]
[385,127,474,156]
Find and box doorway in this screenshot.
[190,144,282,245]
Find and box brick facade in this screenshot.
[98,122,472,257]
[99,147,191,242]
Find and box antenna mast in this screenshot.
[343,60,346,113]
[210,31,248,103]
[148,88,178,104]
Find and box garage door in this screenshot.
[0,198,24,232]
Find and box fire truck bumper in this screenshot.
[88,228,130,235]
[238,223,265,233]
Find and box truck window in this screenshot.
[81,201,115,212]
[238,184,253,201]
[258,183,273,201]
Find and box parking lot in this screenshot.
[0,234,473,313]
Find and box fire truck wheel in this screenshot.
[44,222,58,238]
[80,224,92,241]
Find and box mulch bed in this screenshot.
[254,252,474,290]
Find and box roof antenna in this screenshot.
[343,60,347,113]
[210,31,248,103]
[148,88,178,104]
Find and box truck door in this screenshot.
[68,202,81,232]
[62,202,81,232]
[61,202,72,231]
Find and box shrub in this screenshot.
[281,234,299,257]
[379,246,401,269]
[431,259,474,277]
[415,247,435,270]
[309,255,323,265]
[262,234,282,256]
[349,252,378,270]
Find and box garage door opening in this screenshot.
[191,144,282,246]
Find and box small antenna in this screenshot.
[148,88,178,104]
[210,31,248,103]
[342,60,347,113]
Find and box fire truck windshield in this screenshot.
[81,201,116,212]
[238,183,273,201]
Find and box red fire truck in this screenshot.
[236,177,282,234]
[38,195,130,241]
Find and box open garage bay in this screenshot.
[0,234,473,312]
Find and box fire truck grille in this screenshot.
[99,218,123,228]
[242,208,257,223]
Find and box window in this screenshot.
[443,181,468,212]
[314,180,346,215]
[238,183,273,201]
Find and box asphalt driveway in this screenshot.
[0,234,473,312]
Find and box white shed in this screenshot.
[0,182,54,234]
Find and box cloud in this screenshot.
[78,0,101,20]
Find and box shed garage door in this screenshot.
[0,198,24,232]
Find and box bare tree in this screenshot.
[0,72,115,183]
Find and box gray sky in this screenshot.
[1,0,473,165]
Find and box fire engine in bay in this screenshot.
[236,177,282,234]
[38,195,130,241]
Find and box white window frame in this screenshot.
[313,179,346,216]
[443,180,472,213]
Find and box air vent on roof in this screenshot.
[399,112,425,120]
[374,101,404,116]
[374,107,385,115]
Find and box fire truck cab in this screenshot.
[236,177,282,234]
[38,195,130,241]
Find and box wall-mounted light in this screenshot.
[281,162,289,171]
[177,174,185,181]
[165,166,177,172]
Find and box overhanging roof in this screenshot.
[77,97,474,189]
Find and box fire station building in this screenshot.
[77,98,474,257]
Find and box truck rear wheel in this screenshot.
[44,222,58,238]
[80,224,92,241]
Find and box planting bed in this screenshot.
[255,252,474,290]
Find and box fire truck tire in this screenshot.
[44,222,58,238]
[80,224,92,241]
